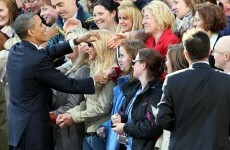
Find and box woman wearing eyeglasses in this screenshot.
[96,39,146,150]
[111,48,164,150]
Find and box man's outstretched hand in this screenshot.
[93,72,108,84]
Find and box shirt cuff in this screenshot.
[92,77,96,86]
[69,39,76,49]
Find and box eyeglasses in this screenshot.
[21,0,36,4]
[211,49,227,54]
[87,43,93,47]
[132,59,143,66]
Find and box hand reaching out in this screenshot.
[79,44,89,53]
[46,27,59,39]
[103,68,116,79]
[63,18,82,32]
[78,30,100,43]
[93,72,108,85]
[107,32,129,49]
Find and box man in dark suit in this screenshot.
[7,12,105,150]
[156,29,230,150]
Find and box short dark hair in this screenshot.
[93,0,119,23]
[195,2,226,33]
[14,12,36,39]
[138,48,164,79]
[182,28,210,61]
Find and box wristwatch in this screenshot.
[73,37,79,46]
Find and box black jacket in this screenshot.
[156,63,230,150]
[120,79,163,150]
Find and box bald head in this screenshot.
[213,36,230,72]
[214,36,230,53]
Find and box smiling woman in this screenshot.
[0,0,18,37]
[116,0,143,33]
[142,1,180,56]
[93,0,119,34]
[39,0,58,26]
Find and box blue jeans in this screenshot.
[83,135,106,150]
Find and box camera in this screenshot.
[117,135,128,145]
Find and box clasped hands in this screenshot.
[55,112,74,128]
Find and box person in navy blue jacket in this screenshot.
[7,12,105,150]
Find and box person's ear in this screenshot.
[184,50,189,62]
[225,53,230,61]
[142,61,146,70]
[111,10,116,18]
[27,28,34,37]
[187,2,192,8]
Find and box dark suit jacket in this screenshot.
[156,63,230,150]
[6,41,95,149]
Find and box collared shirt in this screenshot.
[191,61,209,66]
[210,33,219,50]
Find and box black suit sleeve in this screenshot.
[36,55,94,94]
[156,76,174,131]
[45,41,73,60]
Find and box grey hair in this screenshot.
[14,12,36,39]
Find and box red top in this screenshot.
[145,29,180,56]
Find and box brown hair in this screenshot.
[0,32,9,51]
[39,0,52,6]
[183,0,204,15]
[0,0,18,26]
[195,2,226,33]
[138,48,164,79]
[120,39,146,76]
[167,43,189,72]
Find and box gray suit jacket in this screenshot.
[156,63,230,150]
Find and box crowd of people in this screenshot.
[0,0,230,150]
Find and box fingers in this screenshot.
[103,69,113,79]
[97,78,108,84]
[107,34,125,49]
[59,121,66,128]
[79,44,89,53]
[89,30,100,39]
[56,114,65,125]
[111,114,121,124]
